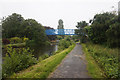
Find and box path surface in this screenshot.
[48,43,91,78]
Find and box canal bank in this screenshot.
[9,43,76,78]
[2,41,59,60]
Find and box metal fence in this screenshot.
[45,29,76,35]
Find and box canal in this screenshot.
[2,42,59,60]
[33,42,58,59]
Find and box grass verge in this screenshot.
[82,43,105,78]
[10,43,76,78]
[82,43,119,78]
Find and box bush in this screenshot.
[38,57,43,62]
[75,39,79,42]
[23,37,29,42]
[10,37,22,44]
[58,39,73,50]
[66,36,71,41]
[2,47,37,78]
[2,38,10,45]
[57,36,63,40]
[38,54,49,62]
[41,54,49,59]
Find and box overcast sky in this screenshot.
[0,0,119,29]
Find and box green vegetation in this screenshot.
[10,37,23,44]
[2,35,75,78]
[2,13,74,78]
[75,21,88,43]
[2,13,48,47]
[38,54,49,62]
[82,44,105,78]
[9,37,29,44]
[57,35,63,40]
[76,12,120,48]
[10,43,75,78]
[58,37,73,51]
[75,12,119,78]
[57,19,64,29]
[82,43,119,78]
[2,13,24,38]
[2,11,119,79]
[2,47,37,78]
[57,19,65,38]
[3,43,26,48]
[88,12,119,48]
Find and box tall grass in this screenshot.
[82,43,119,78]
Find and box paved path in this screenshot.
[48,43,91,78]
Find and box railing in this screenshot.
[45,29,76,35]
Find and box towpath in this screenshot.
[48,43,91,78]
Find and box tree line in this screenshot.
[76,12,120,48]
[2,13,50,47]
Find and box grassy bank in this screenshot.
[82,43,119,78]
[10,43,76,78]
[82,44,105,78]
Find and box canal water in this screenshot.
[33,42,58,59]
[2,42,58,60]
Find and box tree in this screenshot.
[57,19,65,35]
[75,21,88,43]
[57,19,64,29]
[21,19,48,46]
[89,12,116,44]
[2,13,48,47]
[44,26,57,41]
[76,21,88,29]
[86,12,120,48]
[2,13,24,38]
[106,22,120,47]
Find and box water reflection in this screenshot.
[2,42,58,60]
[33,42,58,59]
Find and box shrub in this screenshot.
[2,47,37,78]
[10,37,22,44]
[41,54,49,59]
[45,41,51,46]
[38,54,49,62]
[38,57,43,62]
[75,39,79,42]
[2,38,10,45]
[57,36,63,40]
[23,37,29,42]
[58,39,73,50]
[26,40,38,48]
[66,36,71,41]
